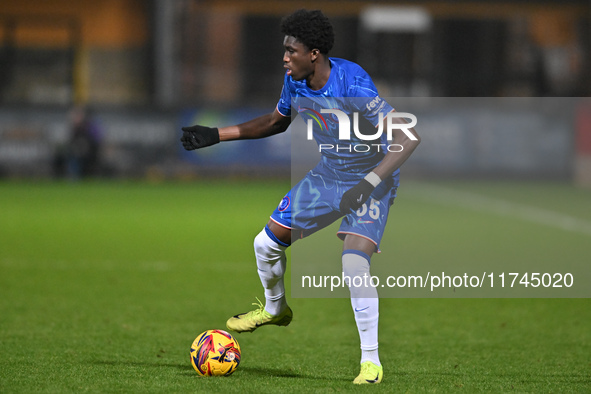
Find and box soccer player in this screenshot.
[181,9,420,384]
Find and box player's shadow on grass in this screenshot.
[239,366,300,379]
[93,360,350,381]
[93,360,188,371]
[94,360,201,378]
[239,365,350,382]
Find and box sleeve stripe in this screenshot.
[276,104,290,117]
[373,108,395,128]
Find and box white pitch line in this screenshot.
[406,183,591,237]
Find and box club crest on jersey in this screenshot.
[278,196,290,212]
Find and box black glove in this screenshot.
[339,178,375,214]
[180,125,220,150]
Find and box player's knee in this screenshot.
[254,229,269,255]
[254,227,287,257]
[342,251,371,278]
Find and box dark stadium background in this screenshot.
[1,1,590,392]
[0,0,590,182]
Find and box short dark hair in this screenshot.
[280,9,334,54]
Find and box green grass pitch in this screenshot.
[1,179,590,392]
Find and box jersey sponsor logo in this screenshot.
[365,96,382,111]
[278,196,290,212]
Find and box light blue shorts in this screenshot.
[270,161,399,249]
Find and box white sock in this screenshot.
[361,349,381,366]
[254,227,288,316]
[342,251,381,366]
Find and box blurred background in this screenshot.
[0,0,590,183]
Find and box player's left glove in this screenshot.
[180,125,220,150]
[339,172,382,214]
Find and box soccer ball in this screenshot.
[190,329,241,376]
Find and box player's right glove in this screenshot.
[180,125,220,150]
[339,179,375,214]
[339,172,382,214]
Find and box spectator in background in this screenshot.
[65,106,102,179]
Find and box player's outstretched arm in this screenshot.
[339,113,420,214]
[181,109,290,150]
[219,109,291,141]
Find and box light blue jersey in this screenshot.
[271,58,399,249]
[277,58,398,176]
